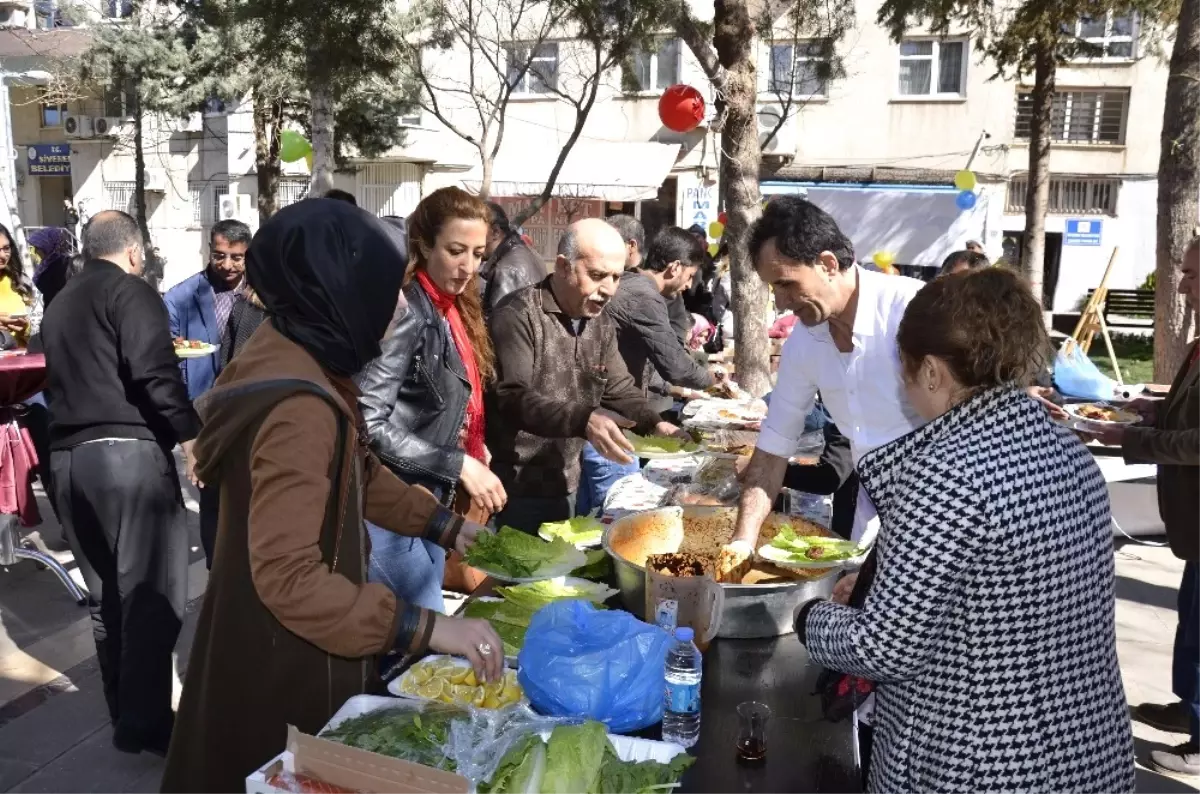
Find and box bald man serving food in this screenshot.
[487,218,686,533]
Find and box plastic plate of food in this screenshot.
[755,529,868,570]
[537,515,604,549]
[173,339,219,359]
[388,654,525,709]
[622,430,702,460]
[1064,403,1141,427]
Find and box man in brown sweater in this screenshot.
[487,219,685,533]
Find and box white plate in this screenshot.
[175,343,219,359]
[757,543,866,570]
[1064,403,1140,426]
[622,431,703,461]
[388,654,526,708]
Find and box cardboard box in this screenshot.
[246,726,469,794]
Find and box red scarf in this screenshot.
[415,270,486,462]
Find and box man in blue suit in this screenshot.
[163,219,251,569]
[164,219,252,400]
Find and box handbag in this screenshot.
[813,547,878,722]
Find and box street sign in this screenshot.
[25,143,71,177]
[1064,219,1102,247]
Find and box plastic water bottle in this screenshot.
[662,626,702,748]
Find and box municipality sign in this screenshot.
[26,143,71,177]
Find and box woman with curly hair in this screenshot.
[357,187,507,630]
[796,267,1135,792]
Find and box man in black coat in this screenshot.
[481,203,546,315]
[41,210,198,757]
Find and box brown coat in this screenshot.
[485,277,663,499]
[1124,340,1199,561]
[162,323,462,793]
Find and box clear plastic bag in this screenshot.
[1053,341,1118,401]
[444,703,568,786]
[516,600,672,733]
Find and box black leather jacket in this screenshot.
[480,234,546,316]
[356,281,470,505]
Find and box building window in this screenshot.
[626,39,681,93]
[103,180,137,214]
[505,42,559,95]
[277,177,310,209]
[1069,12,1137,59]
[40,103,67,128]
[104,80,136,118]
[188,179,228,227]
[102,0,132,18]
[769,40,831,97]
[1006,176,1120,215]
[1014,89,1129,145]
[898,38,966,97]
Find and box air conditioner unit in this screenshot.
[144,170,167,192]
[757,105,797,159]
[63,114,93,139]
[93,116,126,137]
[0,7,27,27]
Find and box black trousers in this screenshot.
[51,440,187,742]
[199,484,219,570]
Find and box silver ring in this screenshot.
[477,642,493,657]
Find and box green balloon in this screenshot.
[279,130,312,163]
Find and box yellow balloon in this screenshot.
[707,243,719,256]
[872,251,896,269]
[708,221,725,238]
[954,170,977,191]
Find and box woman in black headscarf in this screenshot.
[163,200,501,794]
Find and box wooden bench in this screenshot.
[1085,288,1155,329]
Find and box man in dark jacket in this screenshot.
[487,218,684,533]
[606,213,645,271]
[1104,238,1200,776]
[608,226,714,411]
[481,203,545,315]
[42,210,198,757]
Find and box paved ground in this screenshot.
[0,471,1195,792]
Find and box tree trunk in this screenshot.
[131,89,162,289]
[478,147,494,201]
[714,0,771,396]
[308,71,336,196]
[1021,45,1056,312]
[1153,0,1200,382]
[254,95,283,225]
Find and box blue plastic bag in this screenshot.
[517,600,671,733]
[1053,341,1118,401]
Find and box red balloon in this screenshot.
[717,211,728,224]
[658,85,706,133]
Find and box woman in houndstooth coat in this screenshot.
[797,268,1135,793]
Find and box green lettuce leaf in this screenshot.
[465,527,587,579]
[495,579,616,612]
[539,515,604,546]
[769,527,864,562]
[482,733,547,794]
[540,722,610,794]
[461,600,530,655]
[571,549,612,581]
[624,432,700,455]
[597,747,695,794]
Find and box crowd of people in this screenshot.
[0,181,1193,792]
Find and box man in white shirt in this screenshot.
[728,196,926,558]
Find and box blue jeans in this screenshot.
[1175,561,1199,745]
[366,522,446,614]
[576,441,639,516]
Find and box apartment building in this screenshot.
[0,0,1171,306]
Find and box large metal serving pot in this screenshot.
[603,505,837,639]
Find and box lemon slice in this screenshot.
[416,679,445,700]
[409,666,433,685]
[448,668,470,685]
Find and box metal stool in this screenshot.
[0,513,89,605]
